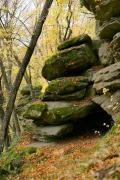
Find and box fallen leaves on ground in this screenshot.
[6,119,120,180]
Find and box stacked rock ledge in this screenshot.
[19,0,120,142]
[42,44,98,81]
[82,0,120,118]
[22,31,117,141]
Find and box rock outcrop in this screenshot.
[21,0,120,142]
[93,62,120,94]
[83,0,120,117]
[23,35,114,141]
[94,0,120,66]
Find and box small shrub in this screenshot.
[0,146,36,175]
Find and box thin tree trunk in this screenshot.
[12,108,21,136]
[0,58,21,138]
[63,0,73,41]
[14,54,34,98]
[28,66,34,98]
[0,0,54,152]
[0,75,4,126]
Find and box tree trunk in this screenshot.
[0,58,21,140]
[63,0,73,41]
[14,54,34,98]
[0,0,54,152]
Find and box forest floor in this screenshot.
[1,116,120,180]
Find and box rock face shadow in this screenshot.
[73,104,114,136]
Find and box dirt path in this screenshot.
[7,120,120,180]
[9,133,100,180]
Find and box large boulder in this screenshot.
[96,18,120,40]
[57,34,92,51]
[23,100,113,133]
[42,101,97,125]
[33,101,113,127]
[93,62,120,94]
[43,76,91,101]
[98,41,114,66]
[95,0,120,21]
[42,45,97,80]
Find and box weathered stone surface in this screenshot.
[23,100,98,125]
[57,34,92,51]
[95,0,120,21]
[42,45,97,80]
[82,66,103,80]
[22,99,113,135]
[23,102,48,121]
[45,101,113,131]
[43,76,90,101]
[98,41,114,66]
[43,89,86,101]
[98,33,120,66]
[20,85,42,96]
[39,101,100,125]
[96,18,120,40]
[93,90,120,116]
[93,62,120,94]
[110,32,120,63]
[30,124,74,139]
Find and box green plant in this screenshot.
[0,147,37,175]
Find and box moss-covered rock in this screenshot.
[43,89,86,101]
[23,99,113,135]
[43,76,90,100]
[57,34,92,51]
[23,101,48,121]
[42,45,97,80]
[41,101,97,125]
